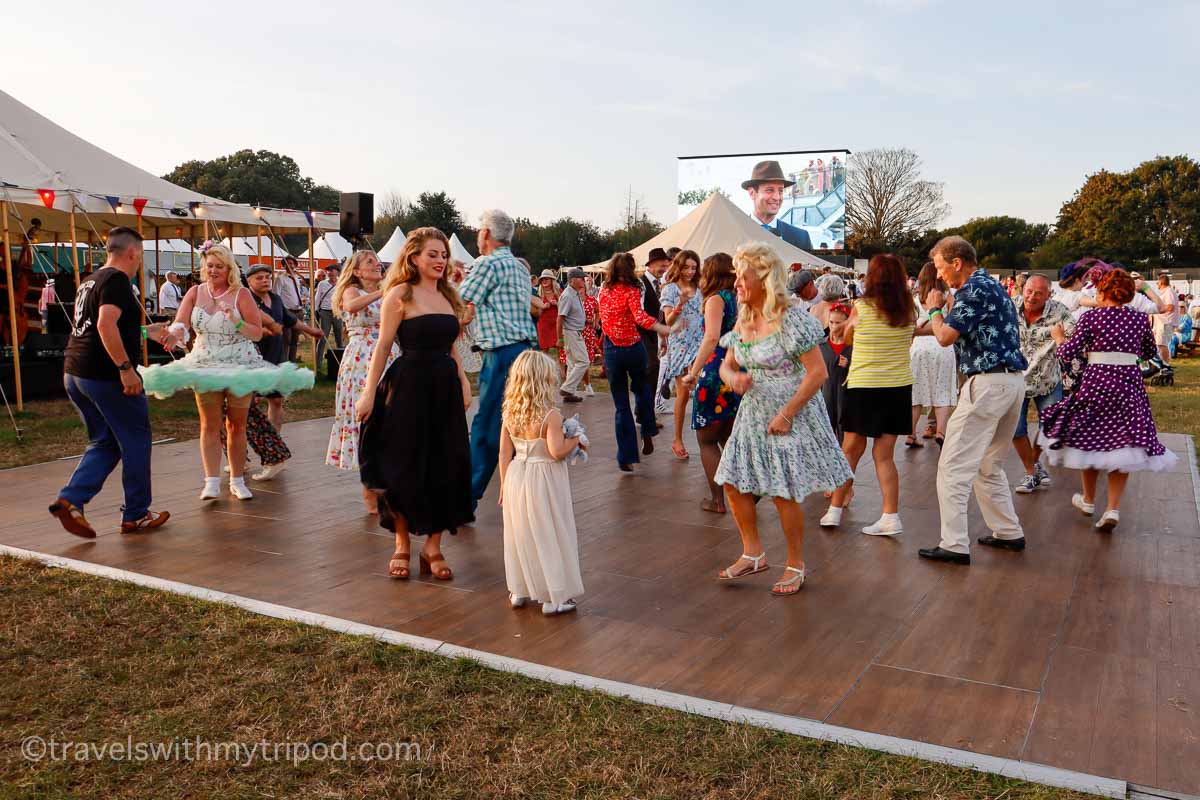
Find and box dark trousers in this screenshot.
[470,341,530,505]
[285,312,303,361]
[603,339,658,467]
[641,329,661,397]
[59,374,153,522]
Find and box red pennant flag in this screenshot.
[132,198,148,216]
[38,189,55,208]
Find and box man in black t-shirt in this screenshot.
[50,227,171,538]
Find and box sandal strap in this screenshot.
[775,567,807,586]
[740,552,766,566]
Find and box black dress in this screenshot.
[359,313,474,535]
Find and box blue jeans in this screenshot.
[1013,383,1063,440]
[470,341,530,505]
[60,374,153,522]
[603,339,658,467]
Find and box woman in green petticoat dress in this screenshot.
[713,241,852,596]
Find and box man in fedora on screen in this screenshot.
[743,160,813,251]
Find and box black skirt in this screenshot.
[839,385,913,438]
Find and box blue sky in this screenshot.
[5,0,1197,230]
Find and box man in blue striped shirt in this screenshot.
[459,209,536,509]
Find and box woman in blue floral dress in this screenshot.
[659,249,705,460]
[681,254,740,514]
[713,242,853,596]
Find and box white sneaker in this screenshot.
[229,480,253,501]
[509,594,528,609]
[1015,474,1039,494]
[200,479,221,500]
[584,385,595,396]
[862,515,903,536]
[251,462,288,481]
[1095,510,1120,532]
[819,506,844,527]
[1071,493,1095,516]
[542,599,578,616]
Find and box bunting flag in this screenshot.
[302,210,314,227]
[105,196,120,212]
[132,198,148,216]
[37,189,55,208]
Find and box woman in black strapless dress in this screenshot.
[355,228,474,581]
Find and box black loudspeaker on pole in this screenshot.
[339,193,374,246]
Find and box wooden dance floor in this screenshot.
[3,403,1199,795]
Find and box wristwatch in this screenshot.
[116,361,133,371]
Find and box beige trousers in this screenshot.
[560,329,590,395]
[936,372,1026,553]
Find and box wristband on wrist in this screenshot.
[929,308,944,318]
[234,320,245,330]
[139,325,148,338]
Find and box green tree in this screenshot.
[402,192,464,234]
[941,216,1049,273]
[164,149,338,211]
[1051,155,1200,266]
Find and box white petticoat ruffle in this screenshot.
[1037,435,1179,473]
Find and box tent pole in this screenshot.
[137,216,147,365]
[68,205,81,288]
[154,226,161,317]
[2,202,23,411]
[307,222,315,370]
[190,226,196,278]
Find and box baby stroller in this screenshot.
[1141,357,1175,386]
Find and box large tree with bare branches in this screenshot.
[845,148,950,251]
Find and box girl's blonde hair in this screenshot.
[332,250,380,314]
[200,244,242,288]
[733,241,787,326]
[502,350,559,437]
[380,227,464,317]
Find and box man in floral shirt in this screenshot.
[915,236,1028,565]
[1012,275,1070,494]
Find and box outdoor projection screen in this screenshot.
[678,150,849,250]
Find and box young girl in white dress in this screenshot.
[498,350,585,616]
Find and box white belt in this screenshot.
[1088,351,1139,366]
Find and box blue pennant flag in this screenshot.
[105,196,120,212]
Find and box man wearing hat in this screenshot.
[743,161,813,251]
[557,269,589,402]
[788,269,819,309]
[157,271,182,318]
[641,248,670,423]
[313,262,344,372]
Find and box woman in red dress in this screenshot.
[535,270,560,352]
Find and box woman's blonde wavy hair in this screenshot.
[199,244,242,288]
[332,250,381,314]
[733,241,788,327]
[380,227,464,317]
[502,350,559,437]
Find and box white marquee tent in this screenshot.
[376,227,406,264]
[299,232,354,265]
[580,193,841,273]
[450,233,476,270]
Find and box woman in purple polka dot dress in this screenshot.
[1038,269,1177,532]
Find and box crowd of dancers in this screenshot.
[47,214,1178,613]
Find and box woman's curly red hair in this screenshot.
[1096,269,1135,305]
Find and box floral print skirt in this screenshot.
[326,328,398,471]
[692,345,739,429]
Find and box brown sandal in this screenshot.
[420,552,453,580]
[388,550,411,580]
[120,510,170,534]
[49,498,96,539]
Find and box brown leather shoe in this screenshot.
[120,510,170,534]
[49,499,96,539]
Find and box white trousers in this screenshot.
[560,329,589,395]
[936,372,1026,553]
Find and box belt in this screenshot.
[980,365,1020,374]
[1088,351,1139,366]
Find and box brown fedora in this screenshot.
[741,160,795,190]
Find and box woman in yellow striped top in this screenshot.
[820,254,916,537]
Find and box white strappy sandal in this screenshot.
[771,566,807,597]
[718,552,769,581]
